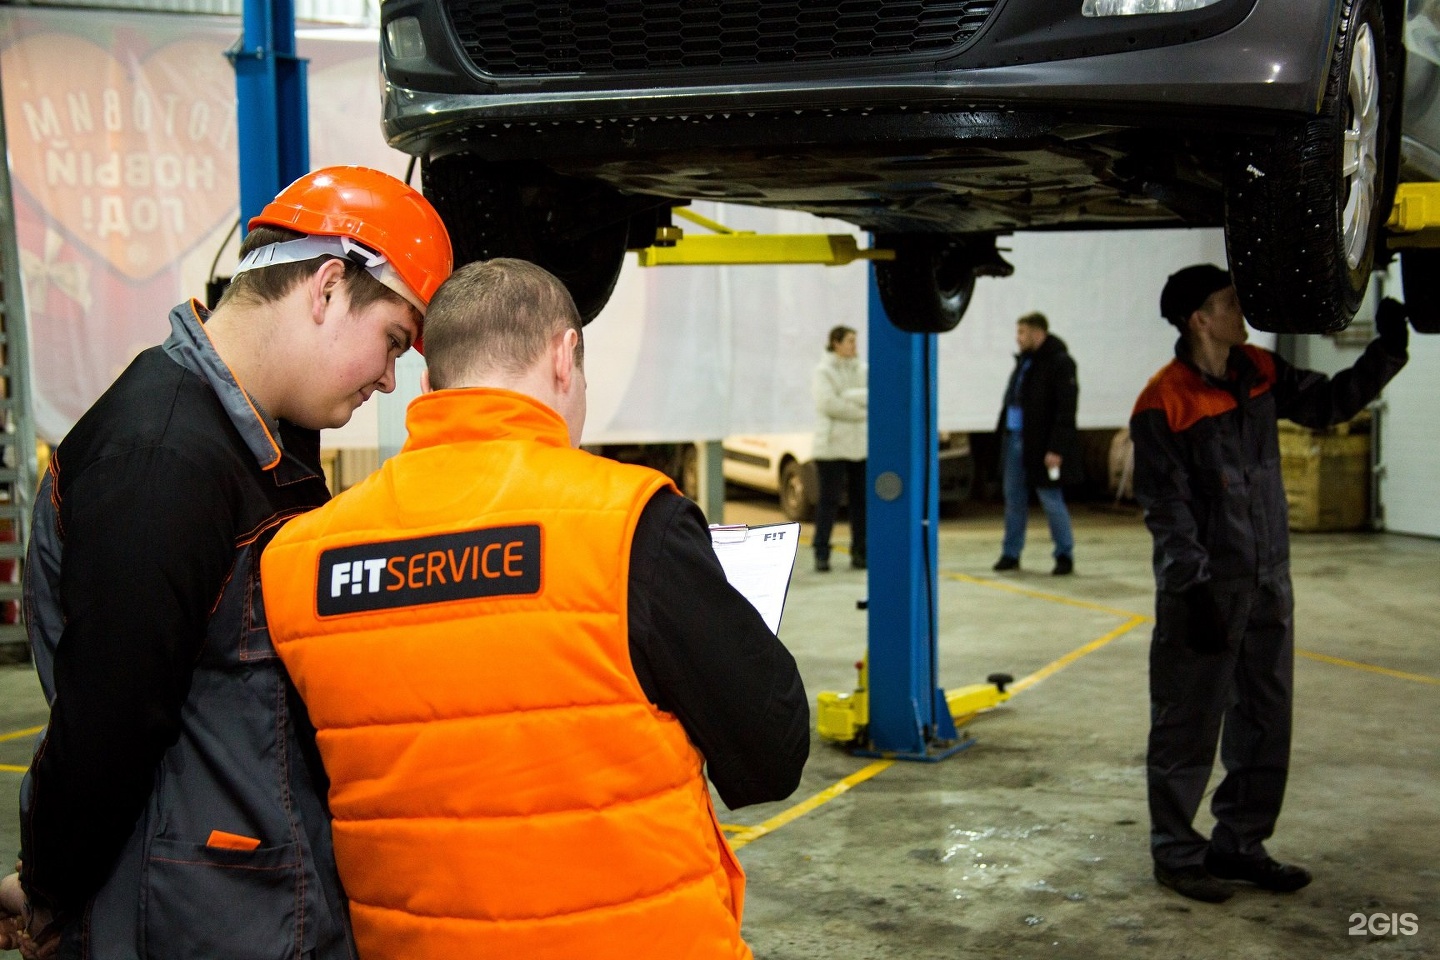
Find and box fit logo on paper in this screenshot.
[2,32,238,280]
[317,525,542,616]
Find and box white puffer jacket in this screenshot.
[812,352,868,461]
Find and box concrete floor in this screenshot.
[1,499,1436,959]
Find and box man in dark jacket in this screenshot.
[1132,264,1409,905]
[994,312,1081,575]
[1,167,452,957]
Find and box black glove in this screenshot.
[1173,583,1226,654]
[1375,297,1409,356]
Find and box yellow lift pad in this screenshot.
[1386,182,1440,248]
[816,660,1012,746]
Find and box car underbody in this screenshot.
[384,0,1438,334]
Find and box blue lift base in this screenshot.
[853,734,977,763]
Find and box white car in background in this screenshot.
[723,432,975,522]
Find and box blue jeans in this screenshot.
[1001,431,1074,560]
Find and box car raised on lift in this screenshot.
[379,0,1440,334]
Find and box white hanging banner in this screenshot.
[0,10,409,445]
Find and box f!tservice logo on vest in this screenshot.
[317,525,541,616]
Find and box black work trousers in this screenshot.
[813,458,866,564]
[1147,572,1295,870]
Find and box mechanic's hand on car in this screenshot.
[1179,583,1227,654]
[1375,297,1410,356]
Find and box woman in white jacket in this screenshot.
[811,325,867,572]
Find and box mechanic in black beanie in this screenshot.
[1130,264,1410,904]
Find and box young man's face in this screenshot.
[304,291,419,430]
[1195,285,1247,347]
[1015,322,1044,353]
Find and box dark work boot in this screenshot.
[1204,852,1312,893]
[815,555,831,573]
[1154,864,1233,903]
[1052,555,1074,576]
[993,555,1020,572]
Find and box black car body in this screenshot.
[380,0,1440,333]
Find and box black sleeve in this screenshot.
[1270,339,1406,429]
[1047,354,1079,456]
[628,489,809,810]
[22,448,237,915]
[1130,407,1209,593]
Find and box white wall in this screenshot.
[569,218,1239,443]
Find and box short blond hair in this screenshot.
[423,259,583,390]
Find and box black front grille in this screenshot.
[445,1,1000,77]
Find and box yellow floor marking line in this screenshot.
[944,571,1152,620]
[0,725,43,744]
[728,587,1152,850]
[726,759,895,850]
[1298,650,1440,686]
[1007,615,1150,696]
[723,614,1145,849]
[0,726,43,774]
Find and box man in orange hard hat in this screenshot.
[261,258,809,959]
[0,167,451,958]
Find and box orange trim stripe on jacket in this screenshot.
[1133,344,1277,435]
[262,388,751,960]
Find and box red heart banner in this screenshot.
[2,29,238,281]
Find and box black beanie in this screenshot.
[1160,264,1231,329]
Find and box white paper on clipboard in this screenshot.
[708,521,801,634]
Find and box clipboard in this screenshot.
[708,521,801,634]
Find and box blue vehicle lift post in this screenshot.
[859,271,968,761]
[228,0,309,228]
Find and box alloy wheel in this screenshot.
[1342,21,1380,271]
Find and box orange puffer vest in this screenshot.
[262,388,750,960]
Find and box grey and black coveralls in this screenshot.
[20,302,354,959]
[1130,336,1405,870]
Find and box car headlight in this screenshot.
[1081,0,1223,15]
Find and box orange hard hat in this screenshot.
[248,166,453,334]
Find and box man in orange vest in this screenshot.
[261,258,809,959]
[1,167,452,958]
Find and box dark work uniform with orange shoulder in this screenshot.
[1130,336,1405,874]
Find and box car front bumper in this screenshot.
[383,0,1339,156]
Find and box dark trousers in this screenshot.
[1147,573,1295,870]
[813,459,866,563]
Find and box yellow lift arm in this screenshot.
[642,183,1440,263]
[634,208,895,267]
[1386,182,1440,248]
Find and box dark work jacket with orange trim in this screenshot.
[1130,338,1405,594]
[19,302,355,960]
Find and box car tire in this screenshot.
[422,156,630,324]
[874,235,980,333]
[1400,248,1440,333]
[779,458,815,522]
[1224,0,1399,334]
